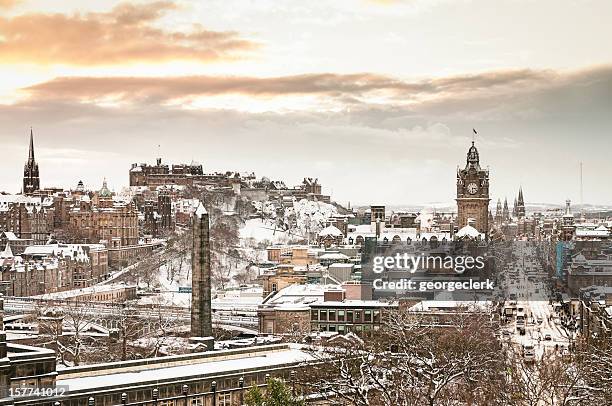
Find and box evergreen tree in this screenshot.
[245,378,304,406]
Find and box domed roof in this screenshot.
[99,179,112,197]
[573,253,587,263]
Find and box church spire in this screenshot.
[516,186,526,218]
[28,127,35,162]
[23,128,40,195]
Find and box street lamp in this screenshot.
[211,381,217,406]
[121,392,127,405]
[88,397,95,406]
[238,377,244,405]
[290,370,297,396]
[152,388,159,405]
[182,384,189,406]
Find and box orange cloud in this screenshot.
[0,1,257,65]
[0,0,20,9]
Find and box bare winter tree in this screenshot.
[573,338,612,405]
[302,309,505,406]
[505,348,591,406]
[107,303,148,361]
[35,299,101,367]
[141,303,185,357]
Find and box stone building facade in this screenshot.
[68,184,138,248]
[456,141,490,236]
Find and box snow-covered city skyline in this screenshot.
[1,0,612,205]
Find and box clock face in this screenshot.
[467,182,478,194]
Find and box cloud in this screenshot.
[0,0,20,9]
[21,68,562,107]
[0,1,258,65]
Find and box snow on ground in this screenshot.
[241,198,338,246]
[137,259,192,307]
[240,218,298,245]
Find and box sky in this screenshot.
[1,0,611,206]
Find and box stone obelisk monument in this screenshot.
[190,201,214,350]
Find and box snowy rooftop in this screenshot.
[409,300,492,312]
[319,252,350,260]
[57,344,314,393]
[311,300,397,308]
[265,283,340,306]
[32,283,135,300]
[456,224,483,238]
[575,227,610,238]
[23,243,104,262]
[195,201,208,217]
[318,225,343,237]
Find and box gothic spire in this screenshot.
[23,127,40,195]
[28,127,35,162]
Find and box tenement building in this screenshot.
[0,194,54,247]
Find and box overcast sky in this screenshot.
[1,0,611,206]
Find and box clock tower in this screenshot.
[456,141,490,236]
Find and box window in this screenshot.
[311,309,318,321]
[265,321,274,334]
[373,310,381,323]
[346,311,353,323]
[218,393,231,406]
[328,310,336,322]
[338,310,345,322]
[364,310,372,322]
[319,310,328,321]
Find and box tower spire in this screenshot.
[23,128,40,195]
[28,127,35,162]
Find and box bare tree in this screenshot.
[302,310,504,406]
[35,299,101,367]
